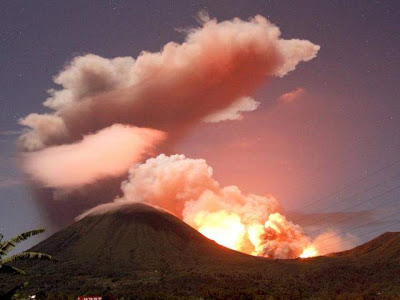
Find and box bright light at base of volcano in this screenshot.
[194,209,319,259]
[299,246,318,258]
[196,211,246,250]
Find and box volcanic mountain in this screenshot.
[1,202,399,299]
[28,202,254,270]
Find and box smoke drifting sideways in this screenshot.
[80,154,356,258]
[22,125,166,188]
[19,14,319,153]
[15,13,341,257]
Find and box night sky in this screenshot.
[1,0,399,249]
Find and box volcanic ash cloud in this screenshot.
[19,14,319,156]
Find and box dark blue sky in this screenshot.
[1,0,399,249]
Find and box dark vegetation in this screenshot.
[1,203,399,299]
[0,229,54,299]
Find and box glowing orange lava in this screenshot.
[193,210,320,259]
[299,246,318,258]
[196,211,245,250]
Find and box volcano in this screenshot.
[1,203,399,299]
[28,202,253,270]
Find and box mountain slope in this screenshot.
[29,202,253,270]
[333,231,400,261]
[1,202,399,299]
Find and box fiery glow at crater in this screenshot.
[193,209,320,259]
[300,246,318,258]
[196,211,246,250]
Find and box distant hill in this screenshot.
[333,231,400,261]
[1,203,399,299]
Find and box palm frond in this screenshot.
[3,251,54,264]
[0,229,45,256]
[0,264,26,275]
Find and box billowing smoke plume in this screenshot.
[16,14,335,258]
[22,125,166,188]
[19,14,319,153]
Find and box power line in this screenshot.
[283,129,400,203]
[291,157,400,221]
[302,184,400,234]
[293,170,400,225]
[316,219,400,255]
[311,208,400,247]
